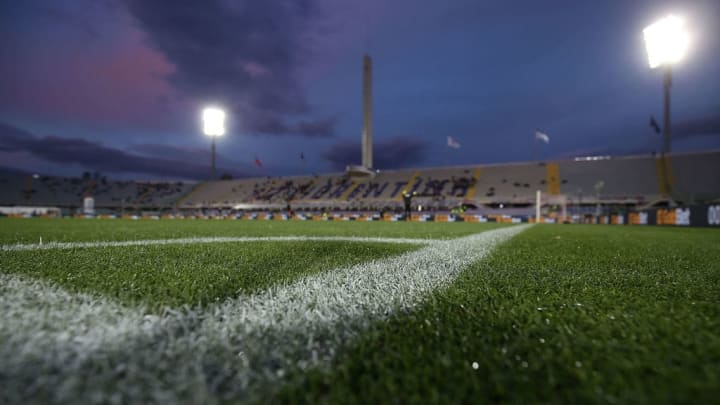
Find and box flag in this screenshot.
[649,116,661,134]
[254,156,263,168]
[447,136,461,149]
[535,130,550,144]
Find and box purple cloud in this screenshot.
[322,136,429,170]
[0,122,249,179]
[125,0,335,137]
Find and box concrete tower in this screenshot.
[362,54,373,169]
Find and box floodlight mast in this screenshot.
[643,14,689,196]
[643,15,688,155]
[202,107,226,180]
[662,66,671,157]
[211,135,216,180]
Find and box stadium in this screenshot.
[2,2,720,404]
[2,148,720,226]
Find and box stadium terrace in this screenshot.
[2,150,719,227]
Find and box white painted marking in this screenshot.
[0,274,166,403]
[1,235,436,251]
[0,225,531,402]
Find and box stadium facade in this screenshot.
[2,150,719,226]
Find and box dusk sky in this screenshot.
[1,0,719,180]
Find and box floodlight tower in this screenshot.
[202,107,226,180]
[643,14,689,156]
[362,54,373,169]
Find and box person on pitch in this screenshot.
[402,191,416,220]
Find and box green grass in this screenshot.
[3,219,719,402]
[279,225,720,403]
[0,218,507,244]
[0,219,504,312]
[0,241,419,312]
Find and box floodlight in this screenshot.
[202,107,226,180]
[643,15,689,68]
[202,107,226,136]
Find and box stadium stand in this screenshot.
[0,171,195,211]
[2,150,718,216]
[671,150,720,203]
[180,151,720,211]
[558,157,658,203]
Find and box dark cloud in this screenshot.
[125,0,334,137]
[248,116,336,137]
[674,115,720,138]
[128,143,258,173]
[556,115,720,160]
[128,143,212,162]
[322,136,430,170]
[0,122,248,179]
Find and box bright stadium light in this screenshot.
[643,14,690,197]
[643,15,689,68]
[202,107,225,137]
[202,107,226,179]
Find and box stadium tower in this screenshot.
[362,53,373,169]
[347,53,374,177]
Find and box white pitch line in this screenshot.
[0,225,531,403]
[0,274,158,360]
[0,274,167,404]
[1,235,436,251]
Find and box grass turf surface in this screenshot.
[0,241,420,312]
[2,220,719,403]
[0,218,506,244]
[278,225,720,403]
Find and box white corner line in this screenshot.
[0,224,532,401]
[0,235,438,252]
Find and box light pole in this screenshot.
[643,15,689,195]
[202,107,226,180]
[643,15,689,155]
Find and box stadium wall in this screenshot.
[629,204,720,227]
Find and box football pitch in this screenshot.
[1,219,719,403]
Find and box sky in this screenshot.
[1,0,719,180]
